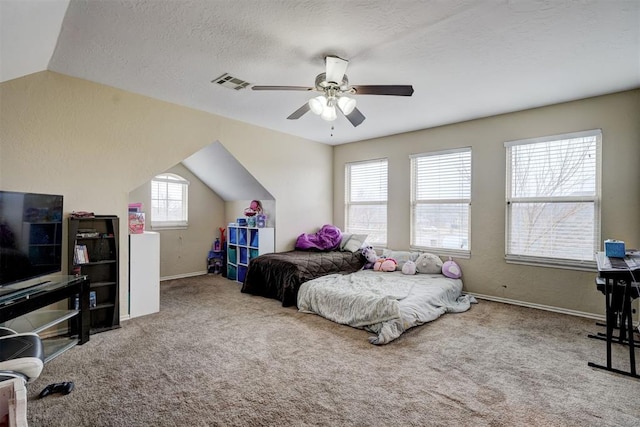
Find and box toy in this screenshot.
[374,258,397,272]
[442,257,462,279]
[361,246,378,269]
[415,253,443,274]
[401,260,416,275]
[244,200,263,217]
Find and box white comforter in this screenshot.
[297,270,472,344]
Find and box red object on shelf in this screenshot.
[219,227,226,246]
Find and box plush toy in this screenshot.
[361,246,378,269]
[415,253,443,274]
[243,200,262,217]
[401,260,417,275]
[374,258,397,272]
[442,257,462,279]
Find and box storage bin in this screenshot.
[605,239,625,258]
[227,264,237,281]
[238,265,248,283]
[239,247,248,265]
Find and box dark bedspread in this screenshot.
[241,250,365,307]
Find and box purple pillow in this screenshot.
[442,258,462,279]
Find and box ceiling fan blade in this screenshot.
[287,103,311,120]
[351,85,414,96]
[252,85,314,91]
[338,106,366,127]
[325,56,349,84]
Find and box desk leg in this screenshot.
[605,278,613,369]
[588,277,640,379]
[623,286,636,376]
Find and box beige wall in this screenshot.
[333,90,640,317]
[129,163,225,279]
[0,71,333,316]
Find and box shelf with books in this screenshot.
[68,215,120,334]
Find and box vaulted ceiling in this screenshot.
[2,0,639,146]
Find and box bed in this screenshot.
[240,250,366,306]
[297,270,473,344]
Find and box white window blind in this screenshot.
[151,173,189,229]
[345,159,388,246]
[505,130,601,269]
[411,148,471,256]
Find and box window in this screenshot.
[411,148,471,257]
[345,159,388,247]
[505,130,601,269]
[151,173,189,229]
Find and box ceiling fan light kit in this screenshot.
[252,55,414,127]
[308,95,327,115]
[320,104,338,122]
[308,94,356,121]
[337,96,357,115]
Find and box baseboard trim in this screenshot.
[467,292,606,322]
[160,271,207,281]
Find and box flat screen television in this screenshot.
[0,190,64,287]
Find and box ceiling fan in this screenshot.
[252,56,414,127]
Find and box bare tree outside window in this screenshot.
[505,130,601,267]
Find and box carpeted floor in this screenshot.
[26,274,640,426]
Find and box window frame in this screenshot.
[150,173,190,230]
[344,158,388,248]
[410,147,472,258]
[504,129,602,270]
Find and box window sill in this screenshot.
[151,223,188,231]
[410,246,470,259]
[505,255,597,272]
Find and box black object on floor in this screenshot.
[39,381,74,398]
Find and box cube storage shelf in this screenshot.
[226,226,274,284]
[68,215,120,334]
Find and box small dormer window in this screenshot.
[151,173,189,229]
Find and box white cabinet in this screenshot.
[129,231,160,318]
[226,227,274,283]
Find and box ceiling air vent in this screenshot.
[212,73,251,90]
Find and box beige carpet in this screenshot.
[26,274,640,426]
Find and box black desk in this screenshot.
[588,252,639,379]
[0,276,90,356]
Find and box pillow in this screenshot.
[339,233,352,250]
[442,258,462,279]
[381,249,421,269]
[340,234,368,252]
[415,252,443,274]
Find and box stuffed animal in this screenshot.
[361,246,378,269]
[243,200,262,217]
[415,253,443,274]
[374,258,397,272]
[401,260,416,275]
[442,257,462,279]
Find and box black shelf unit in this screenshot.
[67,215,120,334]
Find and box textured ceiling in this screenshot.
[3,0,640,146]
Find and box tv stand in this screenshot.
[0,275,90,362]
